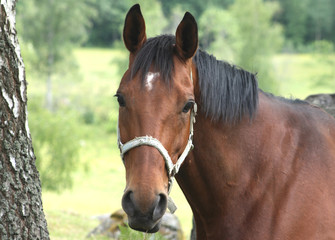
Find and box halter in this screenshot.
[117,71,197,213]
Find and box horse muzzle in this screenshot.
[121,190,167,232]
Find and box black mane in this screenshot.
[194,50,258,123]
[131,34,259,124]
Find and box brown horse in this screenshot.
[116,4,335,239]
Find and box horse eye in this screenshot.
[115,94,126,107]
[182,101,194,113]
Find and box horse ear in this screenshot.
[175,12,198,61]
[123,4,147,53]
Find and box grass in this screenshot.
[34,48,334,239]
[44,210,108,240]
[273,53,335,98]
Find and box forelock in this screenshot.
[130,35,176,86]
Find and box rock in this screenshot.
[87,209,184,240]
[159,213,184,240]
[305,93,335,118]
[86,210,127,239]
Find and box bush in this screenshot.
[29,102,81,192]
[314,40,334,54]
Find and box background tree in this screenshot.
[85,0,131,46]
[230,0,283,92]
[275,0,335,49]
[274,0,308,48]
[0,1,49,238]
[82,0,335,50]
[198,0,283,93]
[198,7,237,59]
[305,0,334,42]
[159,0,234,19]
[16,0,95,111]
[86,0,168,46]
[134,0,168,37]
[16,0,91,192]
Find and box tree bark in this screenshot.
[0,1,49,239]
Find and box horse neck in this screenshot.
[175,93,272,226]
[176,111,248,209]
[175,90,335,238]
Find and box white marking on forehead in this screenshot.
[144,72,160,91]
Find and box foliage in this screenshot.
[275,0,335,49]
[198,0,283,93]
[314,40,335,53]
[305,0,334,42]
[82,0,335,49]
[119,225,166,240]
[17,0,96,110]
[134,0,168,37]
[85,0,168,46]
[230,0,283,93]
[17,0,94,76]
[159,0,234,19]
[274,0,308,48]
[198,7,236,60]
[17,0,332,54]
[28,100,81,192]
[85,0,131,46]
[16,0,96,192]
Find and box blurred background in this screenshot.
[16,0,335,239]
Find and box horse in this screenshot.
[116,4,335,239]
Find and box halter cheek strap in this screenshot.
[117,103,197,213]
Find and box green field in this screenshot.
[273,53,334,98]
[31,48,334,239]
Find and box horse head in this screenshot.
[116,4,198,233]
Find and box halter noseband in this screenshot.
[117,72,197,213]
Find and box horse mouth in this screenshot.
[122,190,167,233]
[128,217,162,233]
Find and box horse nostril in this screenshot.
[122,191,167,223]
[122,190,135,217]
[152,193,167,221]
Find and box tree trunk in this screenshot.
[0,1,49,239]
